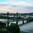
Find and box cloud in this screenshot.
[12,1,33,7]
[0,7,15,13]
[11,0,20,1]
[8,7,33,13]
[0,0,33,13]
[0,3,10,6]
[0,7,33,13]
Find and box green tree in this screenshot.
[0,21,6,28]
[7,23,20,33]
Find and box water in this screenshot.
[0,19,33,33]
[19,22,33,33]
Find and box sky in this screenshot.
[0,0,33,13]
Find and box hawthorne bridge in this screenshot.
[0,12,33,27]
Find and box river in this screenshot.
[0,19,33,33]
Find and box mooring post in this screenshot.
[16,12,18,24]
[7,12,9,27]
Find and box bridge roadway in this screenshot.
[0,12,33,27]
[0,19,27,22]
[0,17,33,27]
[5,18,33,27]
[0,16,33,24]
[0,17,32,23]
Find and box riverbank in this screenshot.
[0,28,28,33]
[20,32,28,33]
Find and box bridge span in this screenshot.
[0,12,33,27]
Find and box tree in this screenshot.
[0,21,6,28]
[7,23,20,33]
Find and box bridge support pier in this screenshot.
[27,20,29,23]
[6,23,9,27]
[5,23,9,28]
[16,21,18,25]
[27,20,28,23]
[22,20,24,24]
[13,15,15,21]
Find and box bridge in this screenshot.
[0,12,33,27]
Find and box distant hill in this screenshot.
[0,13,33,15]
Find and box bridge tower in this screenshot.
[16,12,18,24]
[7,12,9,27]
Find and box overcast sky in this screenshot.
[0,0,33,13]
